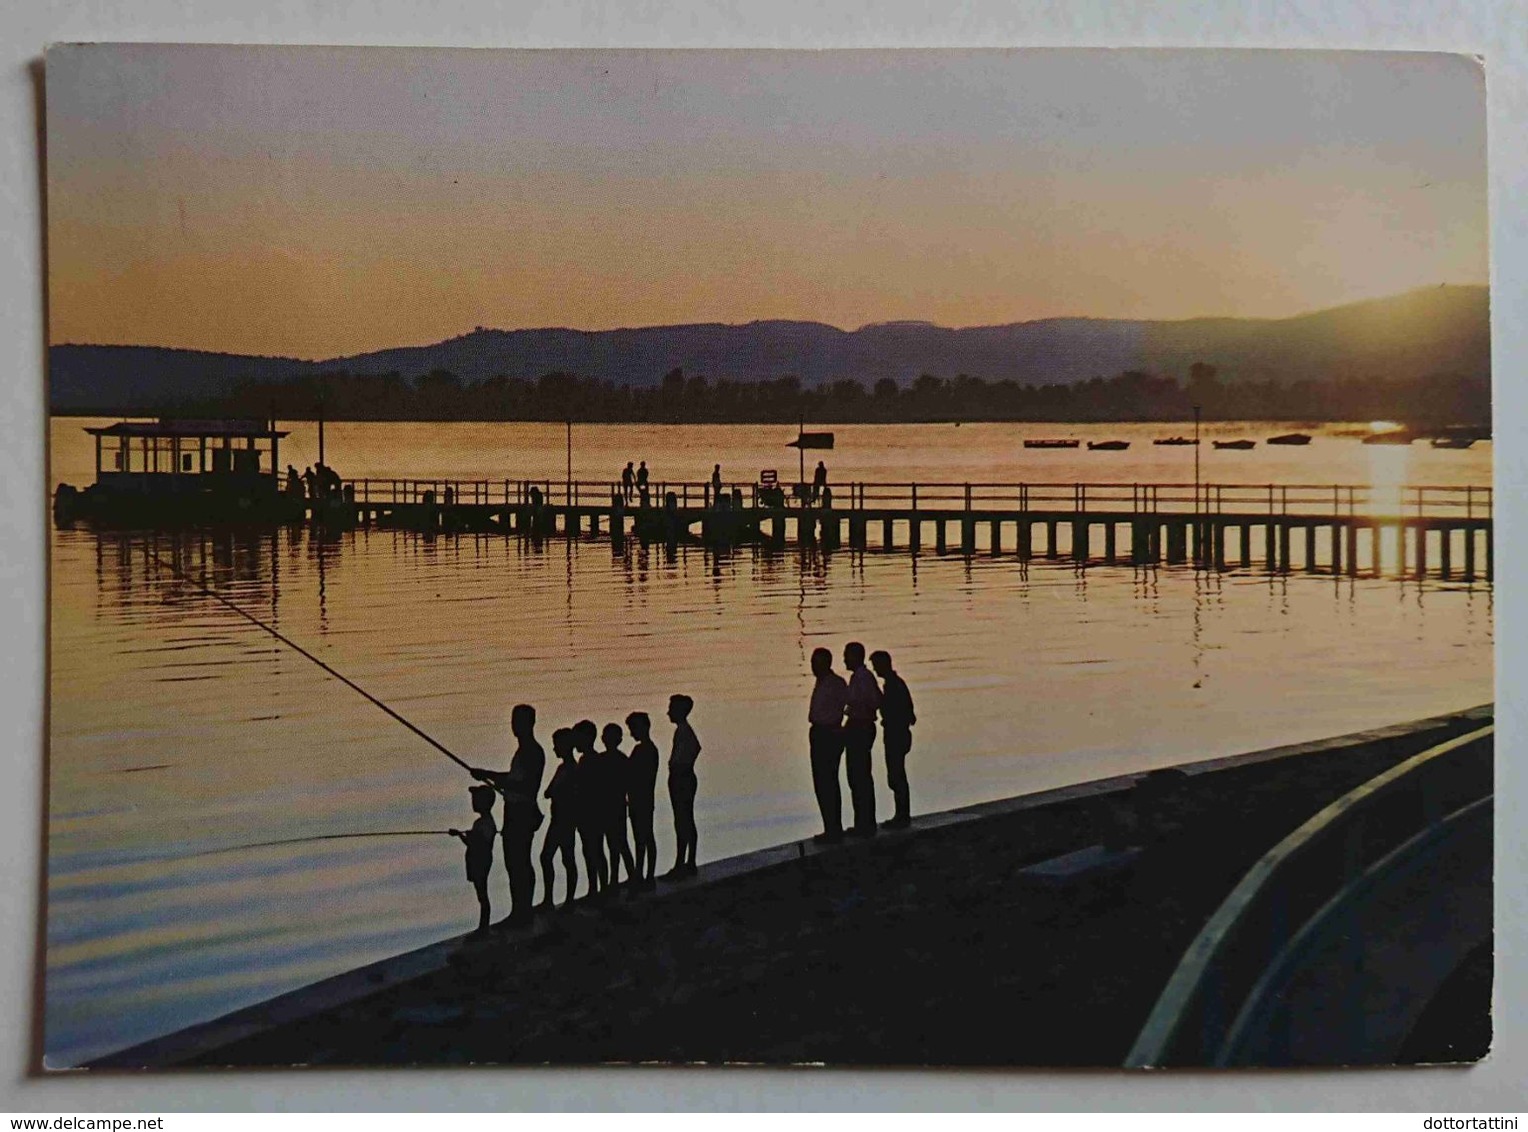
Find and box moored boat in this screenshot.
[1212,439,1256,450]
[52,418,308,528]
[1086,440,1130,451]
[1266,433,1312,446]
[1153,436,1199,446]
[1024,438,1081,449]
[1430,435,1475,449]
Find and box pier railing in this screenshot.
[339,478,1491,521]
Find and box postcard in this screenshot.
[44,44,1492,1069]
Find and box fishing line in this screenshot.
[149,551,475,773]
[183,830,453,860]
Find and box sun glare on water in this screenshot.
[1369,420,1403,433]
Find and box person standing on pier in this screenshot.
[572,720,609,898]
[625,711,660,887]
[637,460,650,501]
[665,694,701,877]
[622,461,635,503]
[843,642,882,837]
[286,465,303,498]
[871,650,916,829]
[808,647,849,843]
[538,727,581,911]
[812,460,828,504]
[471,703,546,927]
[710,464,723,506]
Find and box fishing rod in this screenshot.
[183,829,454,860]
[150,552,475,773]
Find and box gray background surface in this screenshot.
[1,0,1523,1111]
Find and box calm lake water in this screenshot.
[46,418,1494,1066]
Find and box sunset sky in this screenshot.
[46,46,1487,360]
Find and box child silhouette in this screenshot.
[539,727,581,910]
[626,711,660,887]
[450,784,498,936]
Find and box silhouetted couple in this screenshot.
[620,461,649,505]
[808,644,916,843]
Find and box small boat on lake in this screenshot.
[1212,439,1256,450]
[1266,433,1312,446]
[1024,438,1081,449]
[786,431,835,450]
[1153,436,1199,446]
[1087,440,1130,451]
[1430,435,1476,449]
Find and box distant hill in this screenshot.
[48,345,310,412]
[1138,285,1489,384]
[49,284,1487,412]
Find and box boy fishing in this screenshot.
[449,784,498,936]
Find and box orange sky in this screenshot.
[46,46,1487,360]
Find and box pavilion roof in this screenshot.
[84,419,289,439]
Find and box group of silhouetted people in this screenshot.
[808,643,917,840]
[618,461,651,506]
[287,462,342,501]
[450,696,701,935]
[449,646,920,938]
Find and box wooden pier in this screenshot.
[328,479,1494,582]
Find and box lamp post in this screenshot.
[1193,404,1201,513]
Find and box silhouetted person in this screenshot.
[711,464,723,505]
[572,720,609,897]
[626,711,660,886]
[471,703,546,926]
[871,650,916,829]
[812,460,828,503]
[843,641,882,836]
[637,461,649,493]
[666,694,701,876]
[286,465,303,497]
[597,722,639,887]
[539,727,581,910]
[821,484,833,510]
[622,461,636,502]
[444,484,455,506]
[808,647,849,843]
[317,463,341,498]
[302,465,318,499]
[449,784,498,937]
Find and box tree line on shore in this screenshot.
[109,362,1490,425]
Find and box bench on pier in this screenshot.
[1016,843,1143,888]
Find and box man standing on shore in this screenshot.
[808,647,848,843]
[871,650,916,829]
[843,641,882,837]
[471,703,546,927]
